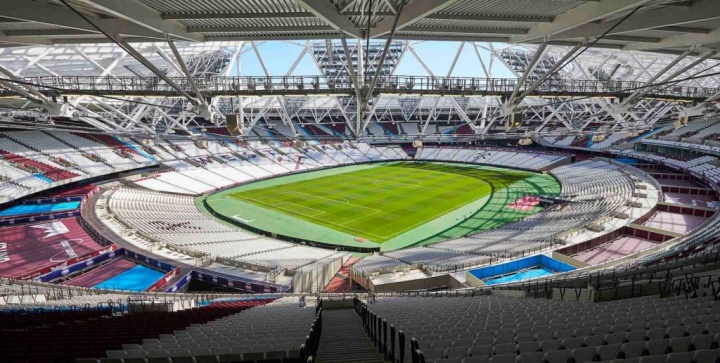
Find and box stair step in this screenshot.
[315,309,385,363]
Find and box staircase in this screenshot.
[315,309,384,363]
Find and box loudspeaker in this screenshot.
[226,114,243,136]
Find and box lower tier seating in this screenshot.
[1,298,276,363]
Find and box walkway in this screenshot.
[315,309,384,363]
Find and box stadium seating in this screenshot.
[363,281,720,363]
[415,147,567,171]
[0,296,277,362]
[105,188,338,272]
[0,131,156,203]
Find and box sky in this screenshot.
[234,41,517,79]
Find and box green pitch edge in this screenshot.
[200,162,560,252]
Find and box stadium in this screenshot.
[1,0,720,362]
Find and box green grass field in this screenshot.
[203,162,560,251]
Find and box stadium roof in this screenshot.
[3,0,720,54]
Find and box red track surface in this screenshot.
[48,184,95,198]
[0,218,103,278]
[323,257,360,293]
[62,258,137,287]
[507,196,541,211]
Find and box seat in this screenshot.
[146,350,169,358]
[665,326,687,339]
[637,357,665,363]
[168,357,194,363]
[492,343,516,355]
[664,352,694,363]
[422,348,447,361]
[535,333,554,342]
[147,358,171,363]
[516,342,540,354]
[643,339,670,356]
[685,324,706,336]
[646,328,666,341]
[489,354,516,363]
[621,342,646,359]
[446,347,469,359]
[554,331,573,340]
[582,335,605,348]
[542,350,572,363]
[693,349,720,363]
[195,355,218,363]
[668,337,693,353]
[106,351,127,359]
[469,345,492,358]
[625,331,647,343]
[243,352,265,361]
[705,322,720,335]
[454,339,474,348]
[573,328,593,338]
[217,354,243,363]
[433,340,455,350]
[436,359,463,363]
[495,336,515,345]
[462,357,490,363]
[515,352,544,363]
[560,337,583,350]
[570,347,597,363]
[596,344,622,361]
[691,334,717,350]
[539,340,561,352]
[516,334,535,343]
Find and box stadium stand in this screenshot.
[102,188,340,274]
[415,147,568,171]
[359,281,720,363]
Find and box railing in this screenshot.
[7,75,718,99]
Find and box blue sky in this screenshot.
[235,41,516,78]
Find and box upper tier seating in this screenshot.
[415,147,567,171]
[0,131,156,203]
[132,141,398,195]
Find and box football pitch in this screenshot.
[203,162,560,251]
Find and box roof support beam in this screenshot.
[625,27,720,51]
[293,0,362,38]
[401,26,526,35]
[167,37,206,107]
[161,12,315,20]
[511,0,654,43]
[625,49,717,104]
[109,36,199,106]
[188,26,334,33]
[549,0,720,40]
[370,0,461,38]
[621,49,694,105]
[72,0,203,41]
[426,14,553,23]
[507,43,548,107]
[516,42,586,103]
